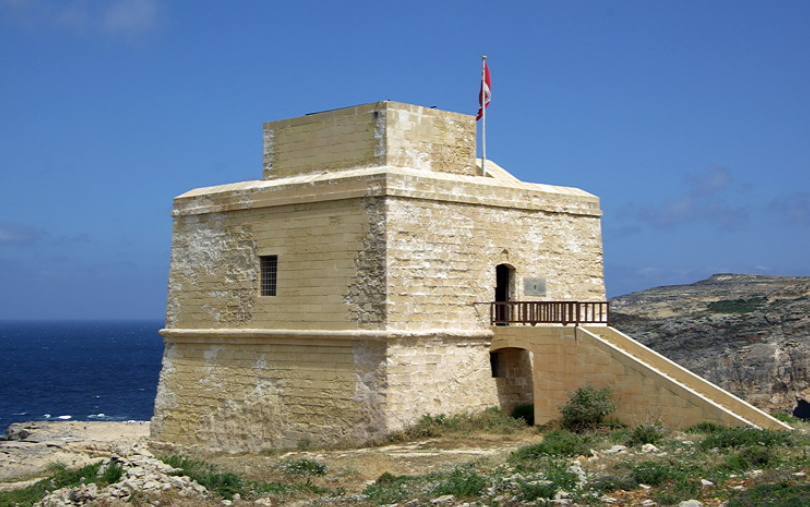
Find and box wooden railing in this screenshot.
[489,301,610,326]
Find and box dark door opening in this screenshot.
[495,264,513,324]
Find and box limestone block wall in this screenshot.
[262,101,476,180]
[491,326,790,430]
[165,197,386,331]
[151,333,388,453]
[384,334,500,431]
[383,103,477,176]
[152,330,522,451]
[385,196,605,331]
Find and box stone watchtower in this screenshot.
[151,101,606,452]
[152,101,787,453]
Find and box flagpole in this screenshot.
[481,55,487,177]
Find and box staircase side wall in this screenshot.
[582,326,790,430]
[491,326,790,429]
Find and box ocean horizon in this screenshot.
[0,319,165,431]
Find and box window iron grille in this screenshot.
[260,255,277,296]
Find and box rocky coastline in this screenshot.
[1,421,151,486]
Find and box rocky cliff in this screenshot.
[610,274,810,417]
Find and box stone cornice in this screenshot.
[172,165,602,218]
[160,327,494,344]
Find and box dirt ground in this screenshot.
[204,431,545,493]
[0,420,543,496]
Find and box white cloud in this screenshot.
[769,192,810,226]
[686,165,731,196]
[624,165,749,231]
[0,222,43,246]
[1,0,160,39]
[102,0,159,37]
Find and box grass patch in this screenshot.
[510,429,593,460]
[515,462,580,501]
[686,421,726,434]
[721,445,782,472]
[395,406,527,439]
[276,458,327,478]
[772,412,801,424]
[0,460,122,507]
[726,482,810,506]
[699,427,792,450]
[161,455,245,499]
[627,423,667,447]
[432,467,488,497]
[362,473,421,504]
[631,461,672,487]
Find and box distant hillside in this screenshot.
[610,274,810,417]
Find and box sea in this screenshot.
[0,320,165,432]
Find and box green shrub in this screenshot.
[472,406,529,433]
[99,462,125,484]
[47,461,105,489]
[517,463,579,501]
[631,461,671,486]
[0,461,108,507]
[518,479,558,501]
[627,423,667,447]
[726,482,810,507]
[433,468,488,497]
[589,474,637,492]
[363,474,418,504]
[722,445,781,471]
[545,464,579,492]
[559,384,616,431]
[686,422,725,434]
[772,412,800,424]
[654,476,700,505]
[400,407,526,439]
[511,429,593,460]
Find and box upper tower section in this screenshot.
[262,101,478,179]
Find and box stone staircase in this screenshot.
[581,325,791,430]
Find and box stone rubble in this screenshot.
[34,444,208,507]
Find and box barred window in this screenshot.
[260,255,277,296]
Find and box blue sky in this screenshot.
[1,0,809,320]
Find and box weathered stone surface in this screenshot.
[154,102,606,452]
[0,421,150,484]
[611,274,810,416]
[262,101,477,179]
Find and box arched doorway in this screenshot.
[490,346,535,423]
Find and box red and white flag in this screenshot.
[476,61,491,121]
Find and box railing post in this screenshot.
[489,301,610,326]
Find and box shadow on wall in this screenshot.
[491,347,533,419]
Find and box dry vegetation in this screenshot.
[4,402,810,507]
